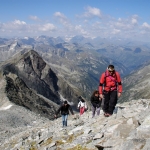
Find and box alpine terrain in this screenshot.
[0,36,150,150]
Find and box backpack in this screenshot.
[104,70,118,91]
[105,70,117,81]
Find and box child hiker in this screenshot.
[90,90,102,118]
[77,97,87,115]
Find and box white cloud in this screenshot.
[29,16,40,21]
[53,12,73,33]
[39,23,56,31]
[13,20,26,25]
[142,22,150,29]
[111,16,139,32]
[131,18,137,24]
[118,18,122,21]
[131,15,138,25]
[0,7,149,41]
[54,12,67,19]
[83,6,102,18]
[1,20,27,31]
[54,12,70,25]
[75,25,88,36]
[112,29,121,34]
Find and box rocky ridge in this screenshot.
[0,99,150,150]
[0,50,83,120]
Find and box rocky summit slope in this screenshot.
[0,99,150,150]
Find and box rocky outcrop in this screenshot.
[0,49,85,129]
[1,99,149,150]
[1,50,82,106]
[2,50,60,103]
[5,75,58,120]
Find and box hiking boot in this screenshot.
[108,113,112,117]
[104,113,109,117]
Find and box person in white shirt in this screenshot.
[78,97,87,115]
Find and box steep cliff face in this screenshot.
[2,50,60,103]
[5,75,58,119]
[0,50,82,119]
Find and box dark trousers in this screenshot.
[103,90,118,114]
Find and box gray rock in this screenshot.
[1,99,150,150]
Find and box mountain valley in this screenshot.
[0,36,150,149]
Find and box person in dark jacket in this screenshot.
[90,90,102,118]
[99,64,122,117]
[55,101,74,127]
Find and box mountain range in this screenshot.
[0,35,150,149]
[0,35,150,101]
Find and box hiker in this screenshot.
[77,97,87,115]
[55,101,74,127]
[90,90,102,118]
[99,64,122,117]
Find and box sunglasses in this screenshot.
[108,68,114,72]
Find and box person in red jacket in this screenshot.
[99,64,122,117]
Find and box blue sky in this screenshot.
[0,0,150,41]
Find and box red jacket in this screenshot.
[99,70,122,94]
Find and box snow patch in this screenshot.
[0,104,13,110]
[9,42,17,50]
